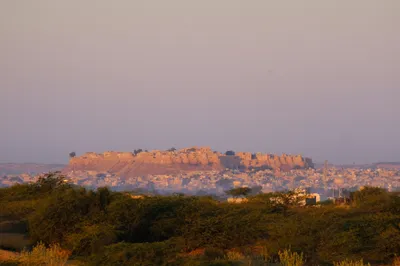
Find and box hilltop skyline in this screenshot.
[1,0,399,164]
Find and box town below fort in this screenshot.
[1,147,400,199]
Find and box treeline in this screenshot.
[0,172,400,265]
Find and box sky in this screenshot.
[0,0,399,164]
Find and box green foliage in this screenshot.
[29,187,92,244]
[2,176,400,266]
[248,190,306,214]
[0,200,38,222]
[88,240,181,266]
[107,194,196,243]
[28,186,113,245]
[65,224,117,255]
[179,202,267,250]
[351,186,391,210]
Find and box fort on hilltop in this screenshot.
[64,147,314,178]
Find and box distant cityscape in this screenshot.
[2,164,400,200]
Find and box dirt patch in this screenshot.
[0,249,18,261]
[0,233,31,251]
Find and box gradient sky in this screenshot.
[1,0,399,164]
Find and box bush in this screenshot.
[393,256,400,266]
[0,200,38,222]
[204,247,225,260]
[351,187,390,210]
[334,259,370,266]
[89,240,181,265]
[29,186,113,245]
[278,249,304,266]
[18,242,70,266]
[225,187,252,198]
[65,224,117,255]
[204,260,241,266]
[3,176,400,265]
[133,149,143,155]
[225,250,245,261]
[392,256,400,266]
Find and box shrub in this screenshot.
[204,247,225,260]
[278,249,304,266]
[28,187,112,245]
[89,240,180,265]
[133,149,143,155]
[225,151,235,156]
[18,242,70,266]
[333,259,370,266]
[393,256,400,266]
[0,200,38,221]
[205,260,241,266]
[225,187,252,198]
[351,187,390,210]
[65,224,117,255]
[225,250,245,261]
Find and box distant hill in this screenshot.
[0,163,65,176]
[373,162,400,170]
[314,162,400,170]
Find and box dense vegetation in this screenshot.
[1,172,400,265]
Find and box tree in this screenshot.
[167,147,177,152]
[29,187,92,244]
[225,187,252,198]
[134,149,143,155]
[225,150,235,156]
[250,185,263,195]
[69,152,76,158]
[350,186,390,210]
[35,172,71,194]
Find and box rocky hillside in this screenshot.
[63,147,314,178]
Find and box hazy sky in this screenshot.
[1,0,399,164]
